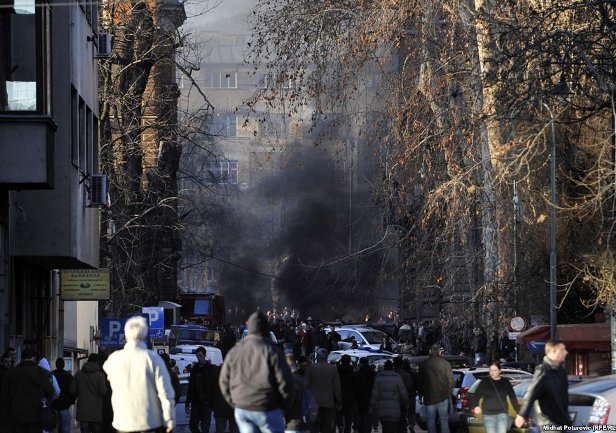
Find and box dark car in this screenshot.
[168,324,222,348]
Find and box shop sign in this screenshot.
[60,269,110,301]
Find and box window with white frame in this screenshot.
[207,160,238,185]
[0,0,51,113]
[206,71,238,89]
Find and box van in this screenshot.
[169,345,223,373]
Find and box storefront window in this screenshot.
[0,0,49,112]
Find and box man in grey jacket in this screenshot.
[305,348,341,433]
[418,345,454,433]
[220,311,294,433]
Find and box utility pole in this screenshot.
[543,102,557,341]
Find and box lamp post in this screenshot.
[542,102,557,341]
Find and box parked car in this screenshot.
[334,325,398,351]
[326,349,394,368]
[501,361,536,374]
[174,374,190,433]
[170,345,224,373]
[416,367,532,431]
[567,375,616,427]
[461,375,588,433]
[168,324,222,348]
[404,354,473,372]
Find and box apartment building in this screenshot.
[0,0,103,362]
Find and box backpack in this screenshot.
[299,381,318,424]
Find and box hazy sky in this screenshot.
[186,0,256,30]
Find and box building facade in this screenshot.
[0,0,102,362]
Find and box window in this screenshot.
[207,160,238,185]
[79,97,86,169]
[206,71,237,89]
[0,0,51,113]
[71,87,78,166]
[208,112,236,137]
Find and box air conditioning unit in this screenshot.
[94,33,111,59]
[88,174,108,207]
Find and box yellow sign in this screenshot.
[60,269,110,301]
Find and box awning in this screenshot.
[516,323,610,350]
[516,325,550,345]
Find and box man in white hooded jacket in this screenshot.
[103,316,175,433]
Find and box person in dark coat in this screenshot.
[471,328,487,366]
[160,353,181,404]
[52,358,75,433]
[284,352,310,433]
[515,340,570,429]
[212,365,238,433]
[0,347,55,433]
[305,348,341,433]
[392,357,412,433]
[418,345,454,433]
[220,311,294,433]
[336,355,356,433]
[353,357,375,433]
[370,361,408,433]
[401,359,418,433]
[70,353,108,433]
[186,346,217,433]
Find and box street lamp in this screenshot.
[542,102,557,341]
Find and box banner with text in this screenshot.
[60,269,110,301]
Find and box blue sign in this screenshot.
[528,341,546,354]
[142,307,165,339]
[100,318,128,348]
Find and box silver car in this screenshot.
[568,375,616,427]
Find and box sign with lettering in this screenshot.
[60,269,110,301]
[100,318,127,348]
[142,307,165,339]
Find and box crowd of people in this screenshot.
[0,313,570,433]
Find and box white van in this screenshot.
[169,345,223,373]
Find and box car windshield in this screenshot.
[361,330,390,344]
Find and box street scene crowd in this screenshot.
[0,313,570,433]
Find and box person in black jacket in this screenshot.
[186,346,217,433]
[336,355,356,433]
[52,358,75,433]
[212,365,238,433]
[353,357,375,433]
[418,344,454,433]
[0,347,55,433]
[515,340,569,429]
[469,361,519,433]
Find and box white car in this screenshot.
[334,325,398,351]
[170,345,223,373]
[326,349,394,367]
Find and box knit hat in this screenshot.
[247,311,270,336]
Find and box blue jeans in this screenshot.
[56,408,71,433]
[235,408,285,433]
[426,399,449,433]
[483,413,510,433]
